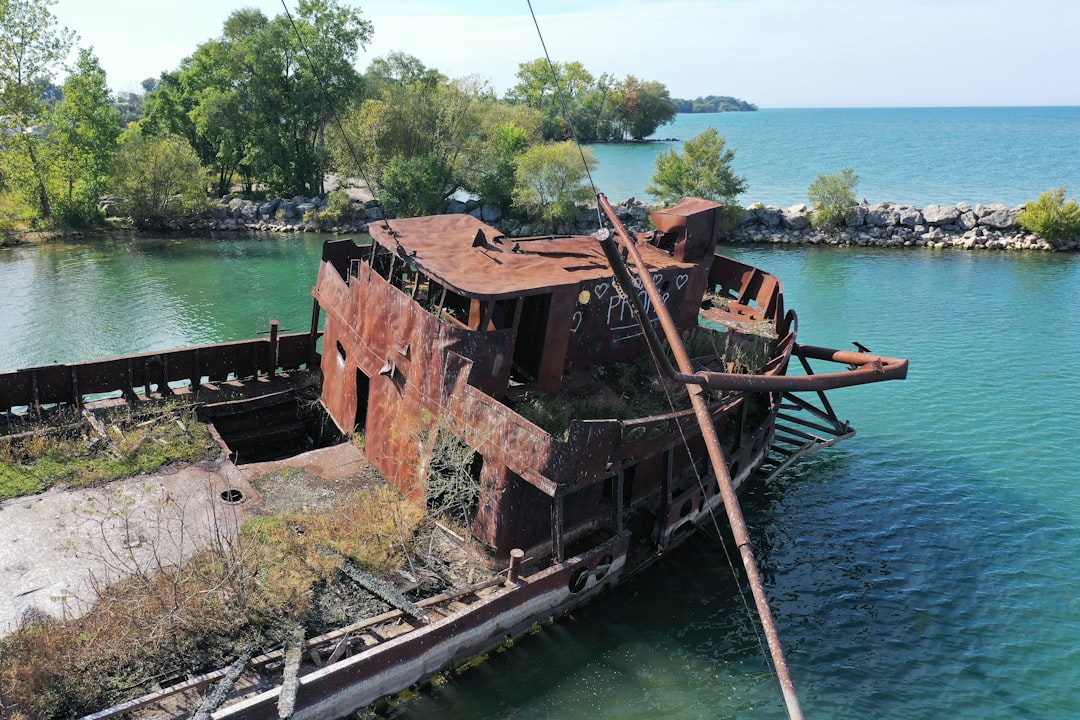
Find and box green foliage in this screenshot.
[646,127,747,206]
[506,59,677,143]
[46,48,121,227]
[673,95,758,113]
[468,107,541,210]
[511,141,594,232]
[612,75,677,140]
[318,188,355,224]
[1017,186,1080,246]
[141,1,372,196]
[0,0,75,222]
[807,167,859,230]
[110,125,207,225]
[331,58,497,216]
[424,427,481,527]
[0,402,214,501]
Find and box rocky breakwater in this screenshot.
[736,201,1072,251]
[197,195,387,234]
[195,195,656,236]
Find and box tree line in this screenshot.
[673,95,758,113]
[0,0,751,236]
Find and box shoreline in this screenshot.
[9,196,1074,253]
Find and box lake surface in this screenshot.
[2,235,1078,719]
[3,105,1080,719]
[588,107,1080,208]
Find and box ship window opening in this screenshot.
[371,243,395,280]
[490,298,518,331]
[336,340,347,363]
[622,465,636,507]
[440,288,472,327]
[420,280,446,315]
[511,293,551,382]
[354,368,370,433]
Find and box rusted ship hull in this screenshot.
[37,197,905,720]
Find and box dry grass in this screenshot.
[0,466,426,720]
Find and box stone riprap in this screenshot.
[171,196,1073,251]
[735,200,1071,251]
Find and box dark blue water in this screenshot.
[588,107,1080,208]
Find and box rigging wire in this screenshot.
[524,0,789,701]
[279,0,389,231]
[525,0,604,230]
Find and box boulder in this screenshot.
[481,204,503,223]
[976,203,1018,229]
[864,202,899,227]
[922,203,961,225]
[896,205,924,227]
[782,204,810,230]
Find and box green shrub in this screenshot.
[807,168,859,230]
[319,189,355,224]
[646,128,747,207]
[1017,186,1080,246]
[512,141,594,233]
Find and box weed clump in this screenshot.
[0,401,216,501]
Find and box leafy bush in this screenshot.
[646,127,747,206]
[807,168,859,230]
[1017,186,1080,245]
[318,189,356,224]
[512,141,594,232]
[110,125,207,226]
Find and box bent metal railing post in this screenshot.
[596,193,805,720]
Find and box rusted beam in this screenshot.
[598,192,805,720]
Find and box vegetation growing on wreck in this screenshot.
[511,326,774,440]
[0,400,215,501]
[0,462,446,719]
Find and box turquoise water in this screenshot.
[0,234,326,369]
[588,107,1080,208]
[393,247,1080,720]
[4,239,1077,719]
[3,107,1080,718]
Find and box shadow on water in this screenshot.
[387,444,1080,720]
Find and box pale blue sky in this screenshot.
[51,0,1080,107]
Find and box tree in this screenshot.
[806,167,860,230]
[110,125,206,226]
[0,0,75,221]
[512,141,595,232]
[647,128,747,206]
[141,1,372,196]
[1017,186,1080,246]
[612,75,677,140]
[506,58,595,141]
[47,48,121,226]
[467,104,541,210]
[330,56,498,217]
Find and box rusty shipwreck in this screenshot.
[64,194,906,719]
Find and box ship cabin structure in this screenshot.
[312,198,788,566]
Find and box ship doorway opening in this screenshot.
[512,293,551,383]
[355,369,370,434]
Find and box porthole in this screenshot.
[568,567,589,593]
[594,554,614,581]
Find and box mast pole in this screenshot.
[596,194,804,720]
